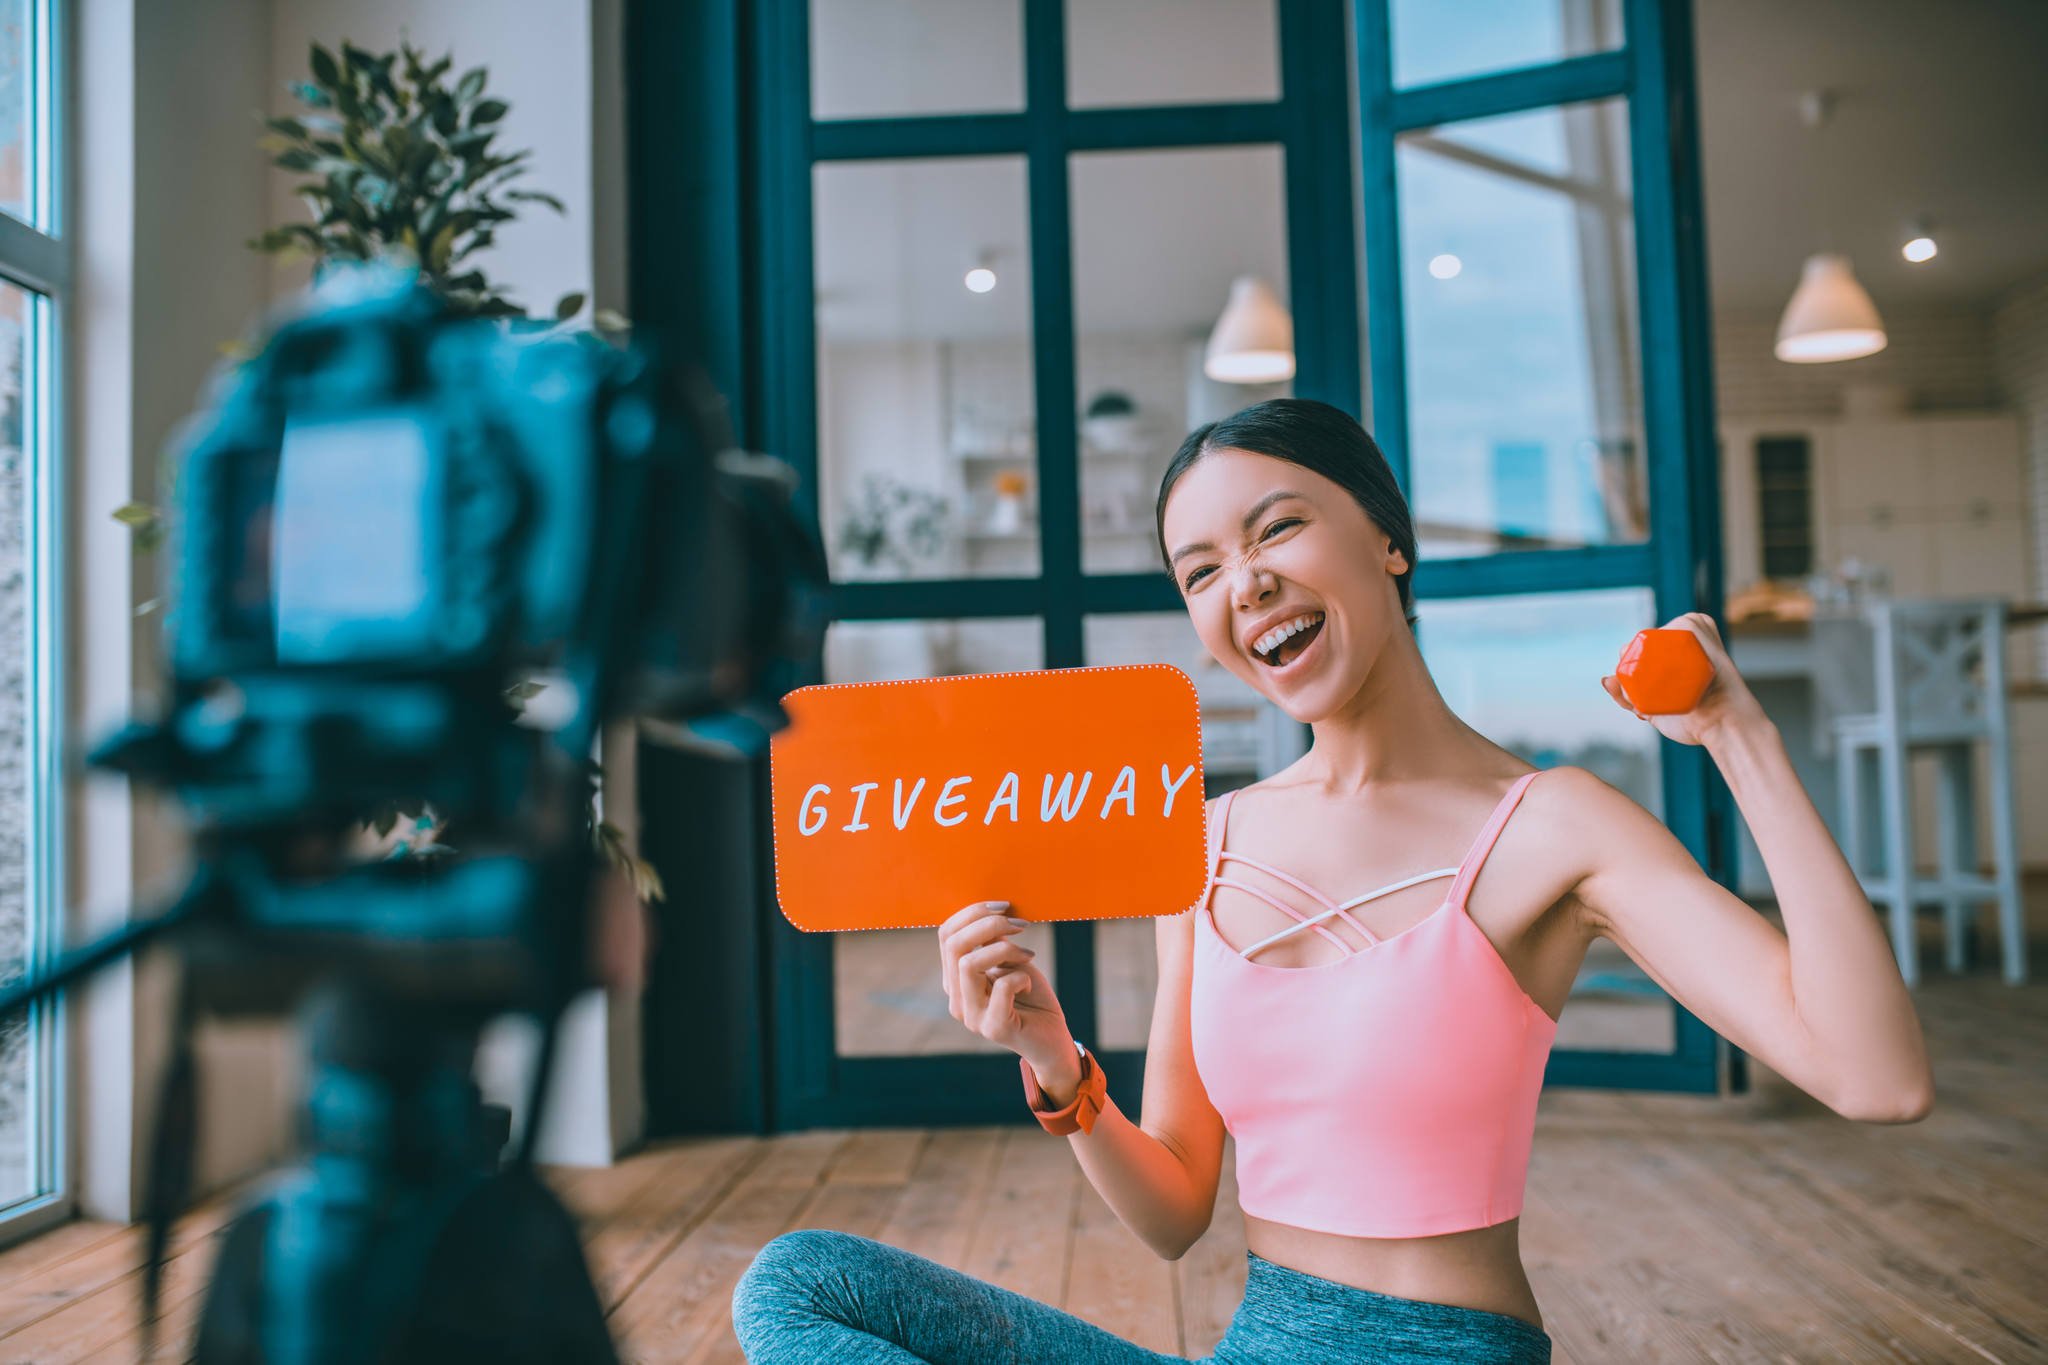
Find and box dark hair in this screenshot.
[1156,398,1418,628]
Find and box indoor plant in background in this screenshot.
[114,38,659,900]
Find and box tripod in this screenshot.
[190,985,614,1363]
[0,860,622,1363]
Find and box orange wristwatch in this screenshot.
[1020,1041,1106,1136]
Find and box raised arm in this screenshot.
[1568,612,1934,1123]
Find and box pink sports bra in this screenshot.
[1189,771,1559,1239]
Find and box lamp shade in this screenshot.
[1774,253,1887,363]
[1204,276,1295,383]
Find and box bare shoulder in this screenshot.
[1529,760,1674,837]
[1519,763,1677,937]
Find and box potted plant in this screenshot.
[115,38,659,900]
[835,474,950,579]
[1082,389,1144,454]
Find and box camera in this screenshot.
[4,263,828,1361]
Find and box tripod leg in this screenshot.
[192,1203,274,1365]
[386,1167,617,1363]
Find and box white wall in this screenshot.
[261,0,637,1168]
[1991,274,2048,678]
[71,0,638,1221]
[1713,308,2002,419]
[72,0,293,1221]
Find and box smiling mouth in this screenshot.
[1255,614,1325,669]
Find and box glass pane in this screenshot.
[830,617,1048,1057]
[1066,0,1279,110]
[1416,586,1673,1053]
[814,608,1044,1060]
[824,615,1042,684]
[836,921,1056,1057]
[0,281,50,1203]
[1070,147,1289,575]
[810,0,1023,120]
[0,0,35,225]
[815,158,1039,580]
[1083,611,1306,1050]
[1397,99,1644,560]
[1391,0,1623,90]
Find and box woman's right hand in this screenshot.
[937,901,1072,1075]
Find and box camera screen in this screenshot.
[272,411,441,664]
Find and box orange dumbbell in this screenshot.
[1614,628,1714,715]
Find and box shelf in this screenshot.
[963,527,1155,542]
[955,447,1152,462]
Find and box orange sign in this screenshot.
[769,664,1209,932]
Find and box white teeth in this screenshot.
[1253,612,1323,659]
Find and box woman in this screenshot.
[732,398,1934,1363]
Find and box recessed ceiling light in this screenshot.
[1428,253,1461,280]
[964,267,997,293]
[1902,236,1937,264]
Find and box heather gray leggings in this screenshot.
[731,1229,1552,1363]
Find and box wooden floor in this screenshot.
[1,969,2043,1361]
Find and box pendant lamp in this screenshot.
[1774,91,1886,364]
[1775,253,1887,362]
[1204,276,1295,383]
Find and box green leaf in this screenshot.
[427,222,457,274]
[265,115,310,141]
[505,680,547,702]
[289,80,332,108]
[552,291,584,321]
[455,67,486,104]
[505,188,565,214]
[592,308,630,333]
[309,43,341,90]
[634,855,666,904]
[470,98,508,126]
[111,501,158,529]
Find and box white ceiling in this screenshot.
[1695,0,2048,311]
[808,0,2048,340]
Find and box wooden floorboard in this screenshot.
[0,968,2041,1362]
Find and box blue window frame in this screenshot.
[631,0,1731,1130]
[1357,0,1728,1094]
[0,0,68,1236]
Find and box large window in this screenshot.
[753,0,1725,1126]
[769,0,1357,1127]
[0,0,64,1232]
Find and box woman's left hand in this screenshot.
[1600,611,1768,747]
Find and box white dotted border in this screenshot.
[769,662,1212,933]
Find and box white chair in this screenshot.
[1831,598,2025,987]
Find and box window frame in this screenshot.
[757,0,1361,1128]
[0,0,72,1243]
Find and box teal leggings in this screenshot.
[731,1230,1552,1363]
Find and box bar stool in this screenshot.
[1832,599,2025,987]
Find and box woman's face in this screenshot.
[1160,447,1408,723]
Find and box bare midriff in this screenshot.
[1244,1214,1543,1332]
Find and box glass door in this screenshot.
[1357,0,1727,1090]
[754,0,1727,1127]
[762,0,1362,1127]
